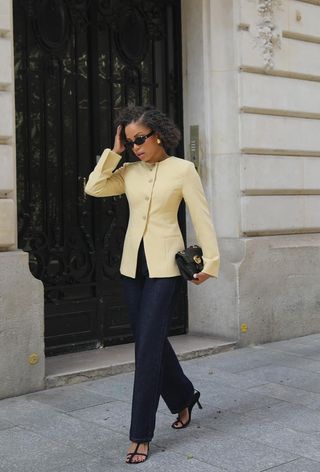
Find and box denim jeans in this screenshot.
[121,240,195,442]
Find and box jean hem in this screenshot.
[130,437,153,443]
[168,388,196,414]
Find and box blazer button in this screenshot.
[143,216,146,220]
[145,196,149,201]
[148,179,152,183]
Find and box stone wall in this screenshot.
[0,0,44,399]
[239,0,320,236]
[181,0,320,345]
[0,0,15,246]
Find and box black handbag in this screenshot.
[175,245,204,281]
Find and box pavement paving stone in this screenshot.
[200,403,277,433]
[25,384,116,412]
[240,422,320,463]
[187,378,283,414]
[79,372,171,414]
[206,400,320,444]
[136,451,227,472]
[262,335,320,346]
[68,398,178,436]
[0,419,15,431]
[187,347,300,374]
[0,426,95,472]
[203,411,320,463]
[0,397,69,427]
[259,334,320,345]
[258,340,320,359]
[67,398,134,434]
[264,458,320,471]
[0,397,129,460]
[153,426,298,472]
[53,456,118,472]
[184,365,272,390]
[234,365,320,393]
[268,356,320,374]
[248,382,320,410]
[285,334,320,343]
[11,408,127,458]
[60,449,226,472]
[254,402,320,434]
[299,352,320,363]
[79,372,134,403]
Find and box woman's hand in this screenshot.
[191,272,212,285]
[112,125,125,155]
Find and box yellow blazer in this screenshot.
[85,149,220,279]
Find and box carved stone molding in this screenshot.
[254,0,282,70]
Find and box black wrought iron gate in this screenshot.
[14,0,187,356]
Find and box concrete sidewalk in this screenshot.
[2,335,320,471]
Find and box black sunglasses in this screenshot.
[125,130,154,148]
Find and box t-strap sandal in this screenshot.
[171,389,203,429]
[126,442,149,464]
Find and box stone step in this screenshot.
[46,335,237,389]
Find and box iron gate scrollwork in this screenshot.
[14,0,186,356]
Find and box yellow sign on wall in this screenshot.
[28,353,40,365]
[241,323,248,333]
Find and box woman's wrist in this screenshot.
[111,147,122,155]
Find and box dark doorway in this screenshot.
[14,0,187,356]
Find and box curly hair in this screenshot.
[115,106,181,150]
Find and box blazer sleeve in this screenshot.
[182,163,220,278]
[85,148,126,197]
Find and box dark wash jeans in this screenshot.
[121,240,195,442]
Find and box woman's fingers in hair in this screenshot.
[112,125,125,154]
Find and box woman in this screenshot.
[85,106,219,464]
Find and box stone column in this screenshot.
[181,0,242,342]
[0,0,44,399]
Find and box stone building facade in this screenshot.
[1,0,320,399]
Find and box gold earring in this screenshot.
[157,138,161,144]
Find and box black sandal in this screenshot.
[126,442,149,464]
[171,389,203,429]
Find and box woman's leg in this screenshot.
[128,276,178,442]
[158,277,195,413]
[160,338,195,414]
[123,277,194,436]
[121,275,144,338]
[121,274,150,463]
[121,241,194,459]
